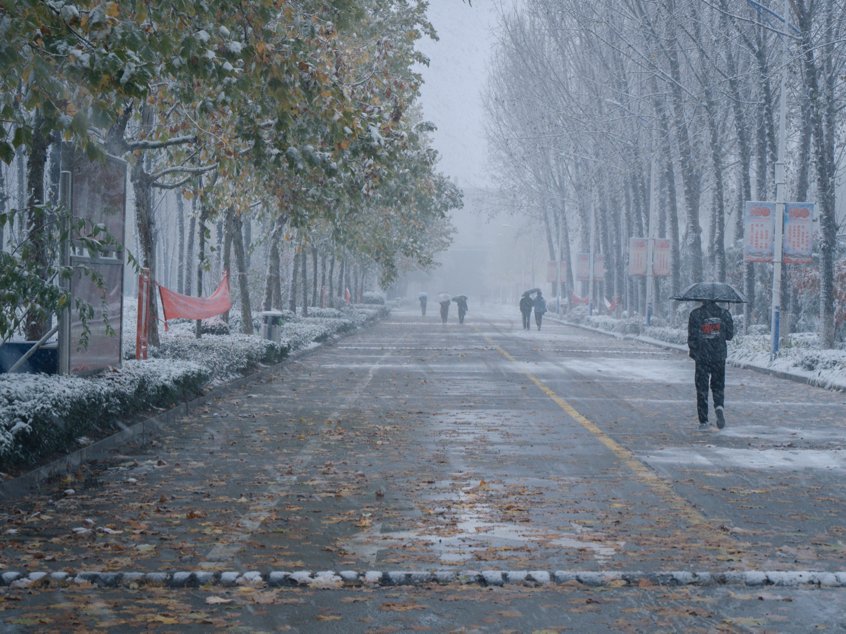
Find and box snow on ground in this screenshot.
[557,307,846,391]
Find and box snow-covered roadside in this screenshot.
[0,304,389,473]
[561,308,846,391]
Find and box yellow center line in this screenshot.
[486,336,741,552]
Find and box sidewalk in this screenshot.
[545,312,846,391]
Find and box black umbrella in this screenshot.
[672,282,747,303]
[523,287,541,296]
[452,295,467,302]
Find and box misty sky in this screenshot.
[417,1,508,190]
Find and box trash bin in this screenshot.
[259,311,284,342]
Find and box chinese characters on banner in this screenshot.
[628,238,648,276]
[576,253,605,281]
[652,238,671,276]
[743,201,815,264]
[546,260,569,283]
[783,203,814,264]
[743,201,776,262]
[628,237,671,277]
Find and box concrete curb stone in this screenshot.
[2,569,846,589]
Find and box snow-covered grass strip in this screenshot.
[2,302,389,471]
[562,310,846,391]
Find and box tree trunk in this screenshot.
[328,251,336,308]
[23,112,51,341]
[176,193,185,294]
[222,207,233,322]
[665,0,702,283]
[185,186,196,295]
[796,0,837,347]
[230,210,253,334]
[311,245,318,307]
[194,181,211,338]
[289,249,300,313]
[301,239,308,316]
[263,217,283,311]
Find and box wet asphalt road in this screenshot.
[2,303,846,632]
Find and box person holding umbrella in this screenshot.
[453,295,469,324]
[675,283,743,431]
[418,292,428,317]
[519,292,533,330]
[438,293,451,324]
[533,290,547,330]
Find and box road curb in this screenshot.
[1,569,844,590]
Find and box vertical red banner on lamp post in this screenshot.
[783,203,815,264]
[652,238,671,276]
[628,238,648,276]
[744,201,776,262]
[136,269,150,361]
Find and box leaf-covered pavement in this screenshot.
[3,304,846,630]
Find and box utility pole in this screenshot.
[770,0,789,359]
[645,123,658,326]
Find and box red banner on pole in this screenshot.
[783,203,814,264]
[158,271,233,329]
[744,201,776,262]
[628,238,648,276]
[652,238,671,277]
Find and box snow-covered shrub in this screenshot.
[0,359,209,469]
[645,326,687,345]
[279,321,336,350]
[362,291,386,305]
[200,316,231,335]
[153,333,288,381]
[306,307,343,319]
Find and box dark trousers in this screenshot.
[420,300,426,316]
[695,360,725,423]
[535,312,544,330]
[521,310,531,330]
[440,305,449,324]
[458,308,466,324]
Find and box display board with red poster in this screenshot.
[783,203,815,264]
[744,201,776,262]
[65,146,127,375]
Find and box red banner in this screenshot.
[158,271,233,329]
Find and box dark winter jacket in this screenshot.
[688,301,734,364]
[533,295,547,315]
[519,295,533,314]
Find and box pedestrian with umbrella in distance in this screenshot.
[438,293,451,324]
[674,282,745,431]
[519,291,534,330]
[453,295,468,324]
[418,292,428,317]
[533,290,547,330]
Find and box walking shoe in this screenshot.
[715,406,726,429]
[698,421,710,431]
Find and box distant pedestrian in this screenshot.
[454,296,468,324]
[533,291,547,330]
[419,292,428,317]
[439,298,451,324]
[687,300,734,431]
[519,293,533,330]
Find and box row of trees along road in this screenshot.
[485,0,846,347]
[0,0,461,348]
